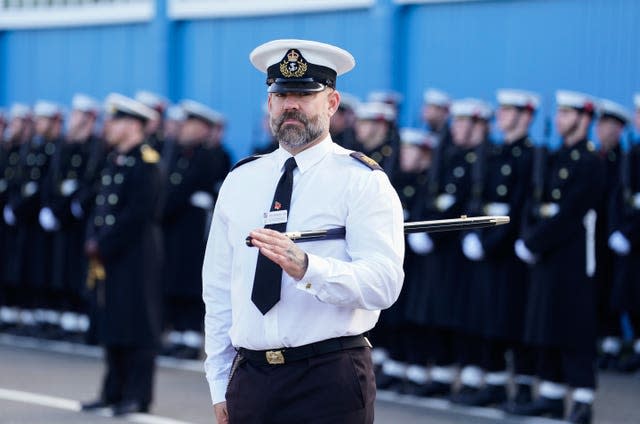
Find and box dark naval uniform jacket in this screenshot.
[87,144,164,348]
[609,144,640,314]
[521,139,605,351]
[467,137,534,340]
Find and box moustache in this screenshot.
[275,111,309,128]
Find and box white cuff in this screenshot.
[462,232,484,261]
[208,378,229,405]
[190,191,215,210]
[608,231,631,256]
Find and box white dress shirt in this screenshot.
[202,135,405,404]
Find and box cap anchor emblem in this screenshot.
[280,49,308,78]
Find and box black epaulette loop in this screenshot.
[231,154,264,172]
[350,152,383,171]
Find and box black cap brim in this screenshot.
[268,78,326,94]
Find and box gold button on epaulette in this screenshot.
[141,144,160,164]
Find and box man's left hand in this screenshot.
[249,228,308,280]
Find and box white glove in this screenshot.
[190,191,214,210]
[609,231,631,256]
[462,233,484,261]
[408,232,434,255]
[38,207,60,232]
[60,179,79,197]
[70,199,84,219]
[514,239,538,264]
[3,205,16,226]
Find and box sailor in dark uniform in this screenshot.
[591,99,632,370]
[135,90,167,152]
[9,100,63,336]
[0,104,32,332]
[81,93,164,416]
[608,93,640,373]
[161,99,228,359]
[455,89,539,407]
[512,90,605,424]
[330,92,359,149]
[405,98,491,397]
[39,94,102,340]
[352,101,399,178]
[375,127,436,394]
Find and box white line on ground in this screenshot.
[0,387,196,424]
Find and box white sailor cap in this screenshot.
[166,105,186,122]
[250,39,355,93]
[423,88,451,107]
[9,103,31,119]
[180,99,225,126]
[496,89,541,111]
[34,100,63,119]
[400,127,437,149]
[555,90,596,113]
[72,94,100,114]
[597,98,631,124]
[338,92,361,112]
[355,101,397,122]
[368,90,403,106]
[135,90,167,113]
[104,93,159,123]
[634,93,640,110]
[451,98,493,120]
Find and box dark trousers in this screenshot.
[226,347,375,424]
[100,345,157,407]
[537,346,597,389]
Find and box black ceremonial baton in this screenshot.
[246,215,510,245]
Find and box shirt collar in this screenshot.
[275,134,333,174]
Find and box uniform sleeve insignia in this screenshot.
[350,152,383,171]
[231,155,264,172]
[140,144,160,163]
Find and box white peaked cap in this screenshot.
[34,100,62,118]
[250,39,355,76]
[368,90,403,105]
[400,127,438,149]
[598,98,631,124]
[181,99,225,126]
[355,101,397,122]
[423,88,451,107]
[451,98,493,120]
[556,90,596,111]
[9,103,31,119]
[166,105,186,122]
[338,92,361,111]
[105,93,159,122]
[496,89,541,110]
[135,90,167,111]
[72,94,100,113]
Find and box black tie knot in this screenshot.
[284,157,298,173]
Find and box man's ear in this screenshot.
[327,90,341,117]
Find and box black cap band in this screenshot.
[266,48,337,93]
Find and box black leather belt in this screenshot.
[238,334,371,365]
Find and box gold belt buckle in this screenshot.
[265,350,285,365]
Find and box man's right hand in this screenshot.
[214,401,228,424]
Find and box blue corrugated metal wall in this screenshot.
[1,0,639,159]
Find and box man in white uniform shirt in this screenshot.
[202,39,405,424]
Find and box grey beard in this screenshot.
[271,112,324,148]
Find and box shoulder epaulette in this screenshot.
[231,154,264,172]
[140,144,160,164]
[350,151,383,171]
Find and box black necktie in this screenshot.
[251,157,298,314]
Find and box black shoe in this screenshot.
[376,372,404,391]
[568,401,592,424]
[417,380,451,397]
[454,384,507,407]
[597,352,620,371]
[81,399,113,411]
[617,353,640,373]
[111,400,149,416]
[506,396,564,419]
[449,385,479,404]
